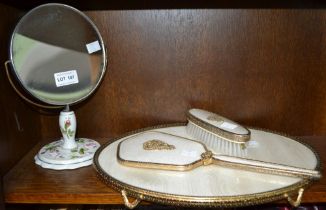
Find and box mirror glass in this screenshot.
[10,3,107,105]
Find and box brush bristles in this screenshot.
[186,122,248,158]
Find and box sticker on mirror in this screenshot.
[54,70,79,87]
[86,40,101,54]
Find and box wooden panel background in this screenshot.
[2,0,326,10]
[0,3,41,183]
[0,3,41,210]
[35,9,326,139]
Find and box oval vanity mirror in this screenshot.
[5,3,107,170]
[9,3,106,105]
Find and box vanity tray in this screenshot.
[93,123,320,209]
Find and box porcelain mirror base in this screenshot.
[35,138,100,170]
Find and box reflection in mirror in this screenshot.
[6,3,107,170]
[10,3,106,105]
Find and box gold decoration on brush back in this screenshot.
[206,115,224,123]
[143,140,176,150]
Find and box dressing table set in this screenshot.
[1,2,326,209]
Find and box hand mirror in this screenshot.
[5,3,107,169]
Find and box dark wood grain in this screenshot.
[0,3,42,209]
[0,1,41,189]
[3,138,123,204]
[36,10,326,139]
[3,136,326,204]
[1,0,326,10]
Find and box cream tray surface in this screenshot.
[94,124,321,208]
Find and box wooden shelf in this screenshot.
[3,136,326,205]
[3,138,123,204]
